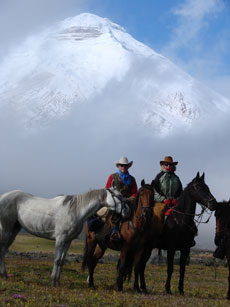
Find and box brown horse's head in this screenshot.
[215,201,230,236]
[133,179,154,230]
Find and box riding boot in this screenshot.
[213,241,226,260]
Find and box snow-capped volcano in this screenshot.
[0,13,229,134]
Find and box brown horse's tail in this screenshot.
[82,233,89,272]
[116,249,135,282]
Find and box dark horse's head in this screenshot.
[190,172,217,211]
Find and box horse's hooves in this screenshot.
[180,291,184,296]
[166,290,172,295]
[116,286,123,292]
[88,284,95,290]
[0,273,8,280]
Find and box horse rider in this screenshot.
[154,156,197,247]
[87,156,137,242]
[104,156,138,242]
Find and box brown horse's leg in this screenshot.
[133,248,145,293]
[88,244,106,288]
[139,246,153,293]
[178,248,190,295]
[165,248,175,294]
[82,226,106,289]
[227,272,230,300]
[116,246,132,292]
[225,241,230,299]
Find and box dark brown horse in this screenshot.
[214,201,230,299]
[82,180,159,291]
[132,172,217,295]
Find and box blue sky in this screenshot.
[0,0,229,98]
[84,0,230,99]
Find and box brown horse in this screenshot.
[132,172,217,295]
[82,180,157,291]
[214,201,230,299]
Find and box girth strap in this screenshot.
[128,220,138,232]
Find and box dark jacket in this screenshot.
[154,169,182,202]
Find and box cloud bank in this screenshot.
[0,0,229,250]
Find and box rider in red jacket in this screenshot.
[106,156,137,241]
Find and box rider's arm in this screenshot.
[105,175,113,188]
[130,178,138,198]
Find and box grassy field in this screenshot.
[0,234,229,306]
[9,233,85,254]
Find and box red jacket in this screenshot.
[105,174,137,198]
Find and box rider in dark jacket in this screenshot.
[154,156,182,216]
[154,156,196,247]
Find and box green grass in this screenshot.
[2,234,229,306]
[9,233,84,254]
[9,233,119,255]
[0,260,229,306]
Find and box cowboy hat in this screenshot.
[160,156,178,165]
[115,156,133,168]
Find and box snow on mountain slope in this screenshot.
[0,13,229,133]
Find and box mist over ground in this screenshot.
[0,0,229,251]
[0,74,230,250]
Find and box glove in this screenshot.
[172,198,178,206]
[165,208,172,216]
[164,199,171,206]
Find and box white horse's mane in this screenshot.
[63,188,107,211]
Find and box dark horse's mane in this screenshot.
[171,180,194,212]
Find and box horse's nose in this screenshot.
[209,199,218,211]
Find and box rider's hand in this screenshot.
[164,199,171,206]
[172,198,178,206]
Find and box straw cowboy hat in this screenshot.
[160,156,178,166]
[115,156,133,168]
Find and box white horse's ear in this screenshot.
[201,173,205,180]
[141,179,145,187]
[196,172,200,179]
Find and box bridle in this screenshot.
[106,188,128,217]
[193,181,216,208]
[132,186,154,230]
[170,181,215,229]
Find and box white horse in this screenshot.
[0,186,130,286]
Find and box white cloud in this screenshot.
[167,0,224,51]
[0,0,86,59]
[162,0,230,100]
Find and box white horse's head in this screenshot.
[105,186,130,218]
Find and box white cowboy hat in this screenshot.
[115,156,133,168]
